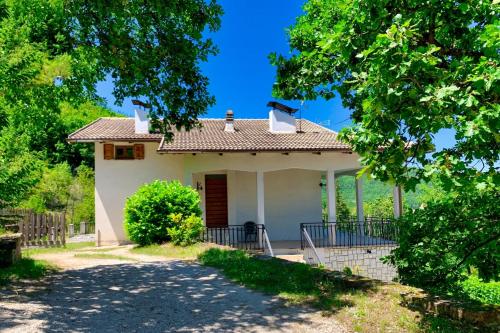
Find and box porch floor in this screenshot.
[270,240,302,249]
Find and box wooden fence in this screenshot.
[0,209,65,247]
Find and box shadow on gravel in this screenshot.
[0,261,324,332]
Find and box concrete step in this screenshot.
[271,247,304,255]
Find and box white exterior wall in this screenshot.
[264,169,322,240]
[95,148,361,245]
[94,142,184,245]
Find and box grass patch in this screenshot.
[0,258,57,286]
[198,248,478,333]
[22,242,95,256]
[73,253,137,261]
[130,242,214,259]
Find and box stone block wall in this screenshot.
[318,246,398,282]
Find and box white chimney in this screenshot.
[224,109,235,132]
[268,101,297,133]
[134,109,149,134]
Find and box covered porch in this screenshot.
[183,152,402,253]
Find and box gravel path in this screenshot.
[0,260,347,333]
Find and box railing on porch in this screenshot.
[300,217,398,249]
[262,228,274,257]
[202,224,266,251]
[301,227,323,266]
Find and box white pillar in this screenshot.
[393,185,403,218]
[355,177,364,222]
[326,169,337,246]
[256,171,265,225]
[326,170,337,222]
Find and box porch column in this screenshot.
[326,169,337,222]
[326,169,337,246]
[256,171,265,225]
[393,185,403,218]
[355,177,364,222]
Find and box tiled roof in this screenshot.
[67,118,163,142]
[68,117,352,152]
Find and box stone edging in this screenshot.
[401,292,500,329]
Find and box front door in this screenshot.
[205,174,228,227]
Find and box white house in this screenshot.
[68,102,403,247]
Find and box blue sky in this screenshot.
[97,0,453,149]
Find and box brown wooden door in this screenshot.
[205,174,228,227]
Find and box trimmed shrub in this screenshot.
[124,180,201,246]
[167,213,204,246]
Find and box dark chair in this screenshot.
[243,221,257,242]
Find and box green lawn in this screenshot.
[130,242,215,259]
[0,258,57,286]
[198,248,480,333]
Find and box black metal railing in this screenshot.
[202,224,265,251]
[300,217,398,249]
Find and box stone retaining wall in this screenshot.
[0,233,22,267]
[318,246,398,282]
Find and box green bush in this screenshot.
[460,275,500,305]
[124,180,201,246]
[167,213,204,246]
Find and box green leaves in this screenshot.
[387,187,499,288]
[124,180,202,246]
[271,0,499,194]
[67,0,223,136]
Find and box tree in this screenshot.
[271,0,499,287]
[68,0,223,137]
[0,131,42,209]
[270,0,498,193]
[385,188,499,286]
[21,163,73,212]
[0,0,222,166]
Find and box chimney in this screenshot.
[134,109,149,134]
[224,109,235,132]
[267,101,298,133]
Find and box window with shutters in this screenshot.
[103,143,145,160]
[115,146,135,160]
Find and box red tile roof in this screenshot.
[68,117,352,152]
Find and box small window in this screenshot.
[115,146,135,160]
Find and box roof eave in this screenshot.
[157,148,352,154]
[67,138,162,143]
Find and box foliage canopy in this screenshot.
[271,0,499,193]
[386,187,499,287]
[0,0,222,208]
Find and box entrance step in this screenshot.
[272,247,303,255]
[276,254,305,263]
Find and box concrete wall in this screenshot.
[94,142,184,245]
[264,169,322,240]
[313,246,398,282]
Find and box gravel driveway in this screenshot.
[0,260,347,333]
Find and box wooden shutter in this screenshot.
[134,144,145,160]
[103,144,114,160]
